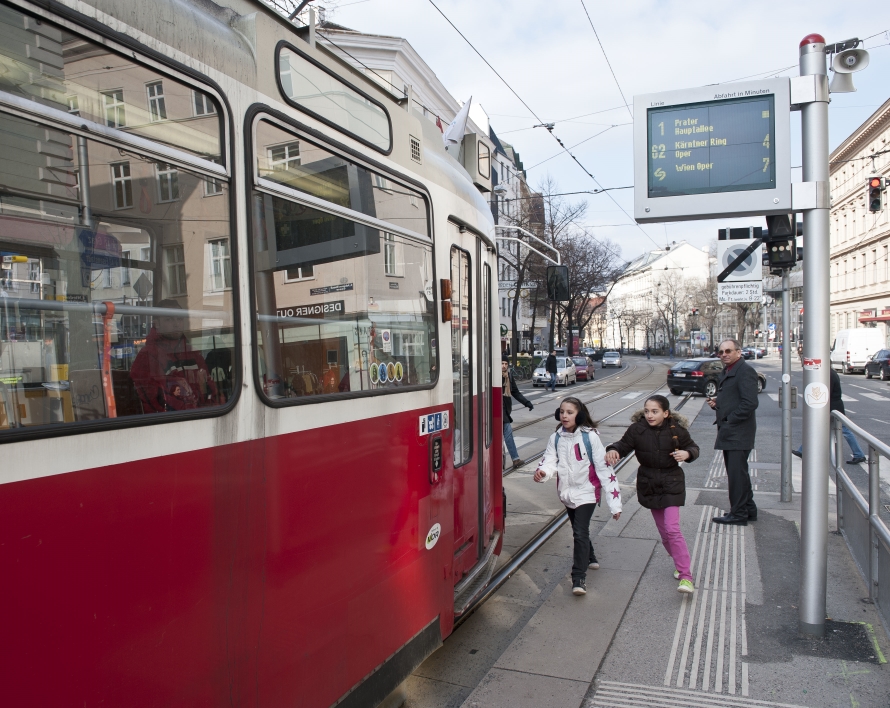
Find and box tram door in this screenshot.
[449,232,493,582]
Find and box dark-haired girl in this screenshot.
[534,397,622,596]
[605,395,699,594]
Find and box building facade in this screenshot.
[605,242,710,352]
[829,97,890,346]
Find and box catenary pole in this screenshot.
[798,33,830,638]
[781,270,792,502]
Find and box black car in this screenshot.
[865,349,890,381]
[667,358,766,397]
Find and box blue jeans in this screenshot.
[504,422,520,461]
[547,372,557,391]
[796,424,865,461]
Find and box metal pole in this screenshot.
[869,443,879,602]
[763,298,769,354]
[798,33,830,638]
[781,271,793,502]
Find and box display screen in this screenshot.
[647,95,776,198]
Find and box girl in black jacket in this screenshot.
[604,395,700,594]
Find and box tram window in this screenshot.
[478,142,491,181]
[255,120,428,238]
[451,248,472,466]
[0,4,223,161]
[0,113,235,432]
[277,44,391,153]
[251,192,436,402]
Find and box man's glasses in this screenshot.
[717,349,738,355]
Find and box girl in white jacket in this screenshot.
[534,397,622,595]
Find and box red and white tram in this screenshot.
[0,0,503,704]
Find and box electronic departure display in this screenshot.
[647,96,776,199]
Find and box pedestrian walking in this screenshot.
[646,347,651,360]
[545,349,558,392]
[534,397,622,596]
[707,339,758,525]
[792,367,866,464]
[502,356,534,469]
[605,396,699,593]
[669,346,674,360]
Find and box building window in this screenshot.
[209,238,232,291]
[384,233,399,276]
[146,82,167,122]
[103,90,126,128]
[204,158,223,196]
[157,163,180,202]
[193,91,217,116]
[121,250,131,286]
[284,264,314,282]
[269,142,300,172]
[111,162,133,209]
[164,244,187,297]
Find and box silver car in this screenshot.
[602,351,622,368]
[532,357,577,387]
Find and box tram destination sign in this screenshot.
[634,78,791,223]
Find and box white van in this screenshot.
[830,328,886,374]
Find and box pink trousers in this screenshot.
[651,506,692,582]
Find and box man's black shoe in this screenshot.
[849,456,867,465]
[713,513,748,526]
[792,449,802,459]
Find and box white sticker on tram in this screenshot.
[419,411,450,435]
[425,523,442,550]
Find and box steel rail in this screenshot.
[512,362,652,432]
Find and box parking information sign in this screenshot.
[717,238,763,303]
[647,96,776,198]
[633,78,790,223]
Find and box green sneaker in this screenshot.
[677,579,695,594]
[673,570,680,580]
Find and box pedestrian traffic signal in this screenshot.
[690,307,699,316]
[754,329,760,337]
[868,176,883,212]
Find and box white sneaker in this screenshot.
[589,560,600,569]
[673,570,680,580]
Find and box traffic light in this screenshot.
[763,214,801,271]
[868,176,883,212]
[765,238,796,269]
[754,329,761,337]
[690,307,699,316]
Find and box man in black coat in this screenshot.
[707,338,759,525]
[545,350,558,392]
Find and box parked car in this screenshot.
[667,358,766,397]
[602,351,622,368]
[865,349,890,380]
[742,346,763,360]
[572,356,595,381]
[532,357,577,387]
[831,328,885,374]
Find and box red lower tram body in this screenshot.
[3,401,503,706]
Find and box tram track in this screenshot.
[512,362,651,433]
[505,362,670,476]
[457,383,694,629]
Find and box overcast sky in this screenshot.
[324,0,890,263]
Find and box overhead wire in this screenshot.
[579,0,633,120]
[424,0,663,250]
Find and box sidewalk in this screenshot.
[451,396,890,707]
